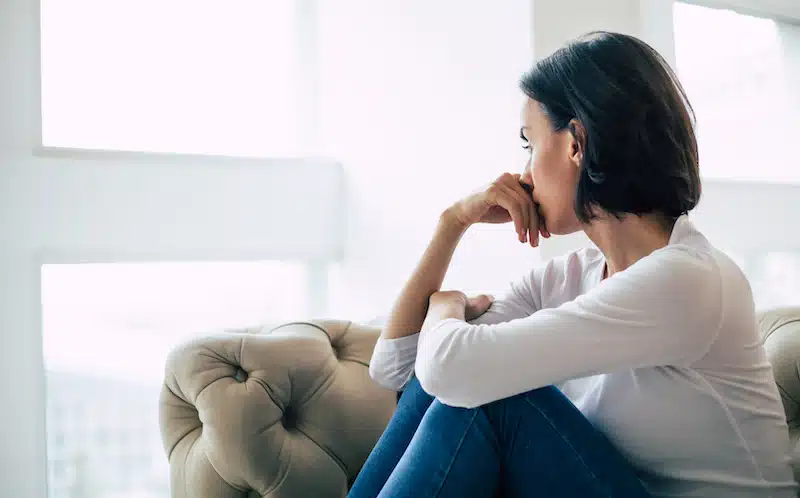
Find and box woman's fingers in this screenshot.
[499,173,539,246]
[528,197,540,247]
[486,180,526,242]
[465,294,494,321]
[514,178,541,246]
[497,183,531,243]
[498,176,535,243]
[540,215,551,239]
[474,172,547,247]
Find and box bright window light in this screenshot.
[40,0,300,157]
[673,2,800,183]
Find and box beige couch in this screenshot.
[160,308,800,498]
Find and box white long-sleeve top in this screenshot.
[369,215,797,497]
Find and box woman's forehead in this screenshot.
[521,99,548,133]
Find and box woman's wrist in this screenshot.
[439,206,471,234]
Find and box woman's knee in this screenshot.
[479,385,570,423]
[403,381,566,424]
[397,375,436,410]
[487,385,565,408]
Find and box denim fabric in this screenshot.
[348,377,650,498]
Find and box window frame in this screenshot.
[678,0,800,24]
[31,0,336,318]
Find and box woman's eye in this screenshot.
[521,144,532,151]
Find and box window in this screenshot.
[42,261,311,498]
[674,3,800,310]
[673,2,800,183]
[40,0,309,157]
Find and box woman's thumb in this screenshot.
[465,294,494,320]
[467,294,494,310]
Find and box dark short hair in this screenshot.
[519,31,701,223]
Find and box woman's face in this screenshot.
[520,98,583,236]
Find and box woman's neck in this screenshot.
[585,214,675,278]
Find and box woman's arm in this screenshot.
[369,173,544,390]
[367,211,468,391]
[382,172,541,341]
[415,245,724,408]
[380,209,468,340]
[370,261,543,390]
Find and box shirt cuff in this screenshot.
[373,333,421,354]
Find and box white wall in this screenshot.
[318,0,540,317]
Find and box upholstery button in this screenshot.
[282,406,297,429]
[234,367,248,382]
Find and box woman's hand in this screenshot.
[464,293,494,321]
[446,173,549,247]
[426,291,494,323]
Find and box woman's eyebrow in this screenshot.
[520,127,529,142]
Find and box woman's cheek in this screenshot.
[529,147,542,182]
[531,147,550,190]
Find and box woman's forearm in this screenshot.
[381,209,469,340]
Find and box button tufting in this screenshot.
[234,367,248,382]
[330,338,341,359]
[282,405,297,429]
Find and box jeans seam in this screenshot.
[432,408,480,498]
[521,396,612,498]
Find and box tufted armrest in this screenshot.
[759,307,800,484]
[159,320,397,498]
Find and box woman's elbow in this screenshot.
[368,361,413,391]
[414,354,473,407]
[413,356,440,398]
[415,324,483,406]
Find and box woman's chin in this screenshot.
[541,217,582,237]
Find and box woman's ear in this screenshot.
[567,119,586,167]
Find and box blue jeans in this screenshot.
[348,377,650,498]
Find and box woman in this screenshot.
[348,32,797,498]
